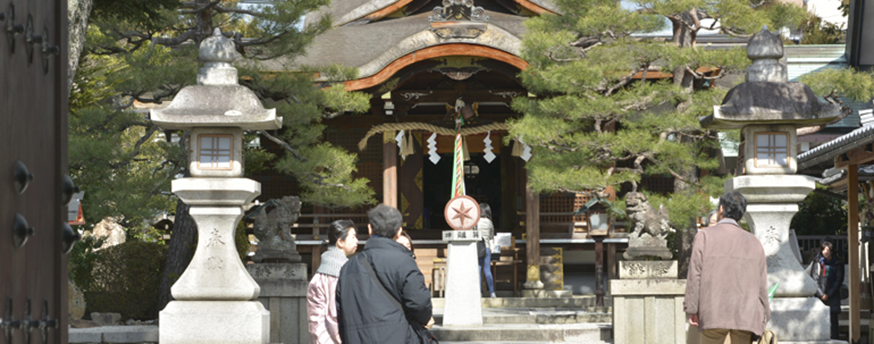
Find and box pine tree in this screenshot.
[70,0,373,311]
[509,0,806,219]
[508,0,806,273]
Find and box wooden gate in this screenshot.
[1,0,69,343]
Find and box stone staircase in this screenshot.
[431,296,613,343]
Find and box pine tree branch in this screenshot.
[604,67,640,96]
[215,5,262,17]
[151,30,198,47]
[107,125,160,169]
[260,130,307,162]
[684,66,724,81]
[179,0,221,14]
[258,131,353,191]
[750,0,768,9]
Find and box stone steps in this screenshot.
[433,308,612,325]
[431,295,612,309]
[430,323,613,343]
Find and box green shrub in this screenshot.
[84,241,167,320]
[69,235,107,292]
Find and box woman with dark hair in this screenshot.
[808,239,844,339]
[307,220,358,344]
[476,203,496,298]
[396,229,418,260]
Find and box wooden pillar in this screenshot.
[524,184,542,288]
[594,236,605,307]
[383,135,398,208]
[607,242,617,288]
[848,164,861,343]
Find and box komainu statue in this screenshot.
[251,196,302,263]
[623,192,673,260]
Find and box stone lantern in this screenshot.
[153,29,281,344]
[699,27,840,342]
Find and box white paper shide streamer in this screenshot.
[483,131,496,163]
[520,136,532,162]
[428,132,440,164]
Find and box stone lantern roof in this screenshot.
[699,27,840,130]
[151,29,281,131]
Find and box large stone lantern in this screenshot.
[153,29,281,344]
[699,27,840,342]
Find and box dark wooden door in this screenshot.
[0,0,69,343]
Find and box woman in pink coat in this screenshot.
[307,220,358,344]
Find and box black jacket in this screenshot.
[336,236,433,344]
[809,253,844,312]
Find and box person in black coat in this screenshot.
[808,240,844,340]
[336,204,433,344]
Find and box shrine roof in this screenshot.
[305,0,556,27]
[258,11,526,76]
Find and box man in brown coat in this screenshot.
[685,191,770,344]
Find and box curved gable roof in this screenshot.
[305,0,556,28]
[286,11,526,79]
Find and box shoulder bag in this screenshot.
[357,254,439,344]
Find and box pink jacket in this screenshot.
[307,273,341,344]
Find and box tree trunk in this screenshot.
[673,142,699,278]
[157,200,198,312]
[67,0,93,95]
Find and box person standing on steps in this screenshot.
[306,220,359,344]
[808,239,844,340]
[476,203,496,298]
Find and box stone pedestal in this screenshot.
[611,261,687,344]
[441,230,483,326]
[726,175,833,342]
[247,263,309,344]
[160,178,270,344]
[160,301,270,344]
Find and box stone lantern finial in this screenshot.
[198,28,238,86]
[746,26,786,82]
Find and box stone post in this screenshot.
[245,196,309,344]
[441,229,484,326]
[247,263,310,344]
[151,29,283,344]
[611,261,687,344]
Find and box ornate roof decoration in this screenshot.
[429,0,489,22]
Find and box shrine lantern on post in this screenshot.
[151,28,281,344]
[576,196,613,307]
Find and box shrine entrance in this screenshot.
[423,151,504,230]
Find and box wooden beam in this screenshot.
[383,135,398,207]
[835,145,874,169]
[848,164,861,343]
[392,89,526,105]
[344,44,529,91]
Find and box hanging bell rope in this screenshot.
[358,122,509,151]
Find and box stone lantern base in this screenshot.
[727,175,834,342]
[160,301,270,344]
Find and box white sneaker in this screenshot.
[490,292,497,298]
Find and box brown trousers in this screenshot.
[699,329,752,344]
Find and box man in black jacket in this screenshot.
[336,204,433,344]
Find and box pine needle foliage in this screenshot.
[509,0,805,223]
[70,0,373,234]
